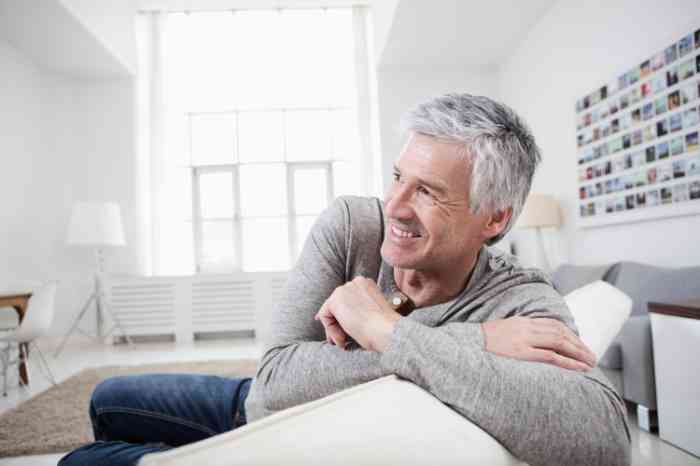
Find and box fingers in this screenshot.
[534,319,597,367]
[531,332,594,369]
[526,348,592,372]
[315,301,349,349]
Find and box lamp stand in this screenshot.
[535,227,551,272]
[54,249,132,357]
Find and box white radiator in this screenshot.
[105,272,288,344]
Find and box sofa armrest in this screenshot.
[139,375,524,466]
[617,315,657,409]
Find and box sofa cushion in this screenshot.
[599,342,622,370]
[605,262,700,316]
[139,375,524,466]
[551,263,613,295]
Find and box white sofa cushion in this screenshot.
[564,280,632,361]
[140,374,524,466]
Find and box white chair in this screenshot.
[0,280,42,331]
[0,282,58,396]
[564,280,633,361]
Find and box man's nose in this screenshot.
[384,184,414,220]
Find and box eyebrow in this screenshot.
[393,165,449,195]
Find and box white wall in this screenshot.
[0,36,142,337]
[376,66,497,191]
[499,0,700,267]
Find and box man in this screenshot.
[60,94,630,466]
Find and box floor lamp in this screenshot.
[517,194,562,271]
[55,202,132,357]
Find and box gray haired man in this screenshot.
[60,94,630,466]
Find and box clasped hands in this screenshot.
[315,276,596,371]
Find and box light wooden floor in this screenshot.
[0,337,698,466]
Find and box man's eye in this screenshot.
[417,186,431,196]
[392,172,401,182]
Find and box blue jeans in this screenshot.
[58,374,252,466]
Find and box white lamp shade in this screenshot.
[67,202,126,246]
[517,194,561,229]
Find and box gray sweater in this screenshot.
[245,196,630,466]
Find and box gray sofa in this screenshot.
[551,261,700,430]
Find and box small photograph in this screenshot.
[624,174,635,190]
[623,134,632,149]
[679,33,693,58]
[601,122,611,138]
[587,202,595,216]
[667,65,679,87]
[646,146,657,163]
[604,160,612,175]
[647,167,658,185]
[652,75,667,94]
[594,164,604,178]
[583,95,591,110]
[657,118,669,137]
[683,107,700,128]
[600,85,608,100]
[673,183,689,203]
[591,90,601,106]
[641,82,652,98]
[624,153,634,169]
[670,136,685,156]
[647,189,660,206]
[636,192,646,207]
[618,73,628,91]
[640,60,651,78]
[679,58,695,80]
[605,179,614,194]
[608,79,619,96]
[593,128,601,142]
[669,113,683,133]
[643,125,656,142]
[664,44,678,65]
[635,170,646,187]
[661,186,673,204]
[687,155,700,176]
[657,141,670,159]
[628,68,640,86]
[620,93,629,110]
[586,166,593,180]
[642,102,655,121]
[601,106,609,120]
[690,181,700,200]
[609,100,619,115]
[621,113,632,131]
[614,156,625,173]
[696,28,700,49]
[632,129,643,146]
[579,205,587,218]
[613,177,623,192]
[668,90,681,111]
[629,88,641,105]
[610,137,623,153]
[587,186,595,198]
[611,118,620,133]
[600,143,610,157]
[595,200,606,215]
[655,95,668,115]
[615,196,626,212]
[687,131,699,151]
[681,83,699,104]
[594,182,603,196]
[697,55,700,74]
[633,150,645,167]
[659,163,673,182]
[652,52,665,71]
[625,194,636,210]
[673,159,687,178]
[631,108,642,123]
[606,199,615,213]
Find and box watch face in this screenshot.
[388,291,415,316]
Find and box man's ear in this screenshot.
[482,207,512,241]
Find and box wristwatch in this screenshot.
[388,290,415,316]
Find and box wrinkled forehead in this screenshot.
[397,132,472,194]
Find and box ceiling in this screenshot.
[378,0,557,69]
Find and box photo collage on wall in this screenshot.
[575,27,700,221]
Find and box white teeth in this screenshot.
[391,224,420,238]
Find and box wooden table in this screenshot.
[648,299,700,458]
[0,292,32,386]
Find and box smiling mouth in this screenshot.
[390,224,422,239]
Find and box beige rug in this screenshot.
[0,359,258,458]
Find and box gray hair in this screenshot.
[400,93,541,245]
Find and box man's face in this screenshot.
[380,133,493,273]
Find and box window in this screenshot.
[137,7,377,274]
[191,108,348,272]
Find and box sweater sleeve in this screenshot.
[379,285,631,466]
[254,197,388,412]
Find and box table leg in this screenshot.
[13,305,29,386]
